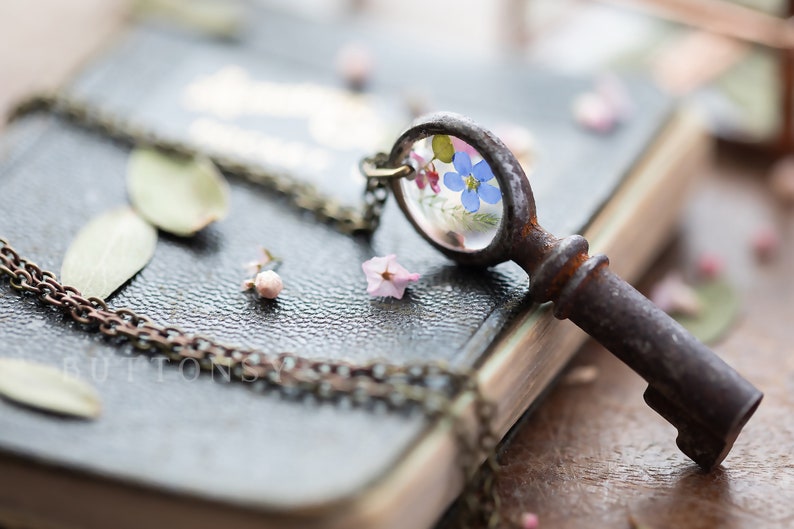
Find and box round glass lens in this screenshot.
[399,135,504,252]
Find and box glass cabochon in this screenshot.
[400,135,503,251]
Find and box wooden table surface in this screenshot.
[2,3,792,529]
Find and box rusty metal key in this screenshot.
[365,112,763,469]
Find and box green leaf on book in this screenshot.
[127,147,229,236]
[61,207,157,300]
[432,135,455,163]
[673,279,741,345]
[0,358,101,419]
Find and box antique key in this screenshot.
[362,112,762,470]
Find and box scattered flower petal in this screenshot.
[254,270,283,299]
[649,273,702,317]
[573,74,633,133]
[696,252,724,280]
[362,255,420,299]
[573,92,617,133]
[336,42,374,91]
[751,225,780,262]
[521,512,540,529]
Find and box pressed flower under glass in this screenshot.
[400,135,503,251]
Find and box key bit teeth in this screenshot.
[644,385,763,470]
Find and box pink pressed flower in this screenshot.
[410,149,441,193]
[451,136,478,157]
[362,255,420,299]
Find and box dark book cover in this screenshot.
[0,5,684,528]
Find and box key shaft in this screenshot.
[519,234,762,469]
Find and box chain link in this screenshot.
[7,92,502,526]
[9,93,388,235]
[0,237,504,527]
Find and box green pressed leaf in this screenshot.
[61,207,157,300]
[432,135,455,163]
[0,358,101,419]
[673,280,741,345]
[127,148,229,236]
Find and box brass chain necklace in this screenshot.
[2,94,505,528]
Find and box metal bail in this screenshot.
[359,152,415,180]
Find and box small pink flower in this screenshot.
[573,74,633,133]
[254,270,283,299]
[362,255,420,299]
[573,92,617,133]
[451,136,478,157]
[696,252,724,280]
[751,225,780,262]
[649,273,701,317]
[410,148,441,193]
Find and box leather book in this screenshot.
[0,6,708,529]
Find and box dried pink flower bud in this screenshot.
[696,252,724,280]
[362,254,420,299]
[254,270,283,299]
[520,512,539,529]
[573,74,633,133]
[751,225,780,262]
[336,43,374,90]
[573,92,617,133]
